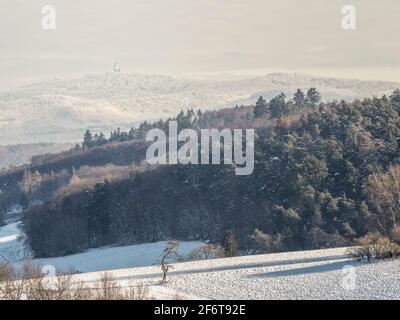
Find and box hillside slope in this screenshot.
[0,143,72,169]
[72,247,400,300]
[2,219,399,300]
[15,93,400,258]
[1,72,399,144]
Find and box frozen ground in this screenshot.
[30,241,202,273]
[0,222,27,263]
[0,222,201,273]
[2,222,400,299]
[72,247,400,300]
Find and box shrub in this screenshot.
[221,230,239,257]
[0,261,150,300]
[347,232,400,262]
[391,227,400,245]
[248,229,285,254]
[186,243,225,261]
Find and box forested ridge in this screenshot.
[7,88,400,257]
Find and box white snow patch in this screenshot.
[0,235,18,244]
[29,241,203,273]
[0,222,26,262]
[0,221,202,273]
[70,247,400,300]
[2,221,400,299]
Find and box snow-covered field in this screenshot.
[73,247,400,300]
[0,222,27,263]
[2,222,400,299]
[0,222,201,273]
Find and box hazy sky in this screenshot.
[1,0,399,90]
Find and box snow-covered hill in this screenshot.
[1,73,399,145]
[2,222,400,299]
[79,247,400,300]
[71,247,400,300]
[0,143,72,169]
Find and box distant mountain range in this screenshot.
[0,72,399,145]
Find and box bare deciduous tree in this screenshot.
[0,262,151,300]
[161,240,180,284]
[187,243,225,261]
[366,165,400,231]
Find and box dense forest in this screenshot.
[5,88,400,257]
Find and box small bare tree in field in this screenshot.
[95,272,123,300]
[161,240,180,284]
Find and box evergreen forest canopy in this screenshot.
[4,88,400,258]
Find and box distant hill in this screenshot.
[0,72,399,145]
[0,143,72,169]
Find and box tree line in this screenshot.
[21,89,400,258]
[81,87,321,149]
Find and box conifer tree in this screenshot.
[221,230,239,257]
[85,180,112,247]
[306,87,321,105]
[293,89,306,106]
[253,96,268,118]
[83,130,93,149]
[390,89,400,112]
[269,93,288,118]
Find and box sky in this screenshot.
[1,0,400,91]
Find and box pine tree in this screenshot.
[253,96,268,118]
[83,130,93,149]
[293,89,305,106]
[85,180,113,247]
[390,89,400,112]
[96,132,107,146]
[269,93,288,118]
[221,230,239,257]
[306,87,321,105]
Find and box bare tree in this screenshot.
[0,262,151,300]
[94,272,123,300]
[19,170,43,194]
[161,240,180,284]
[366,165,400,231]
[187,243,225,261]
